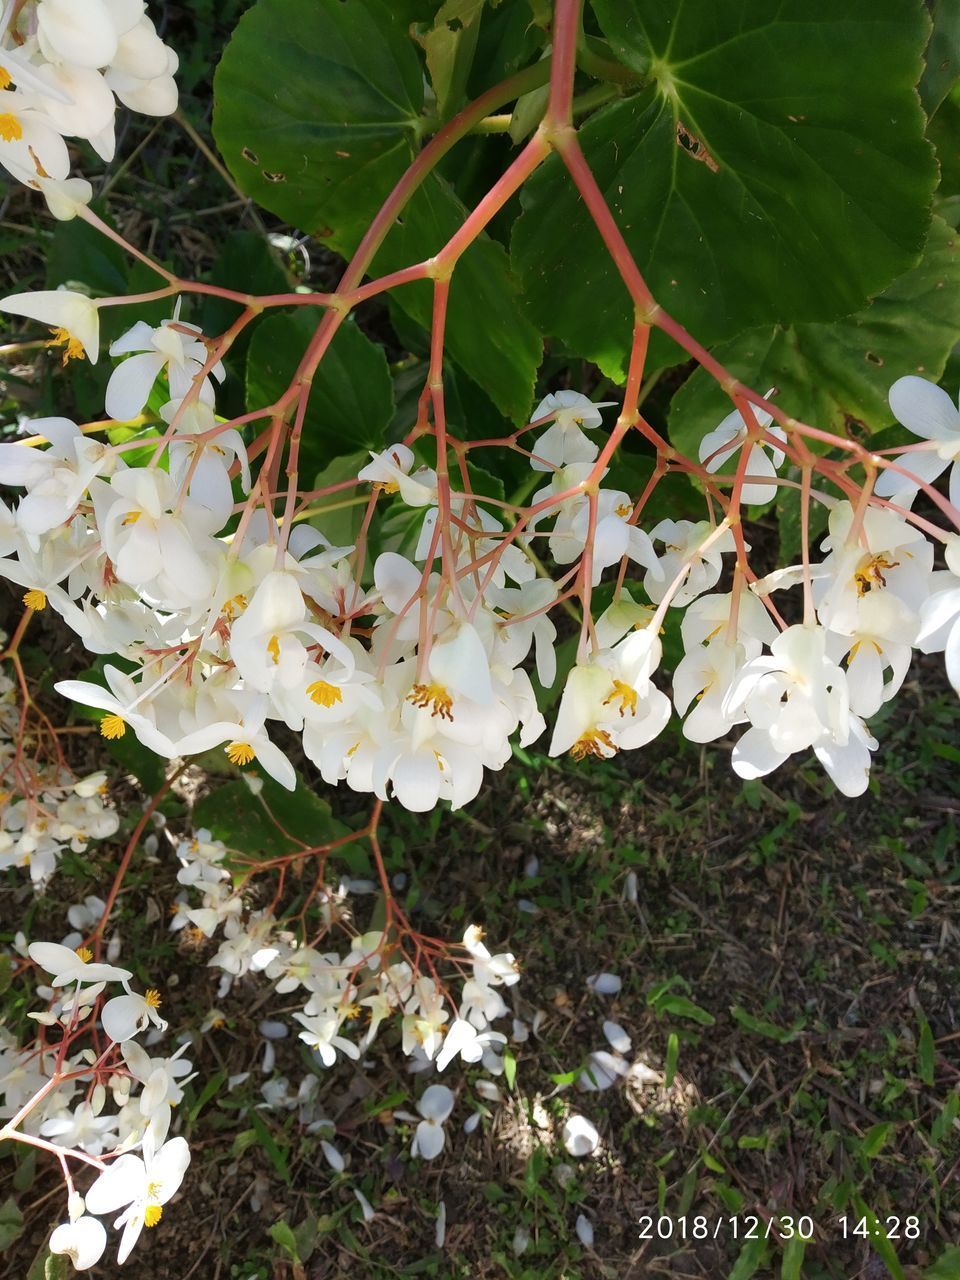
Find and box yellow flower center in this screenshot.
[74,946,93,962]
[0,69,13,91]
[615,502,632,518]
[22,588,47,611]
[221,593,247,621]
[407,682,454,721]
[100,713,126,740]
[570,728,617,761]
[144,1204,163,1228]
[266,634,281,665]
[121,510,141,526]
[603,679,638,717]
[854,554,899,597]
[373,480,401,494]
[0,111,22,141]
[144,988,162,1009]
[307,679,343,708]
[343,1003,362,1021]
[226,741,256,766]
[46,327,85,364]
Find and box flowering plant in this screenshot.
[0,0,958,1270]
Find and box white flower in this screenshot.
[412,1084,455,1159]
[84,1134,191,1265]
[101,988,168,1042]
[645,519,736,607]
[876,376,960,507]
[36,0,120,68]
[0,288,99,363]
[698,390,786,506]
[106,305,224,421]
[436,1018,506,1071]
[562,1113,599,1157]
[49,1216,107,1271]
[0,91,70,187]
[28,940,130,986]
[358,444,437,506]
[528,390,615,471]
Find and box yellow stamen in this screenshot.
[266,634,281,665]
[144,1204,163,1228]
[74,946,93,963]
[121,510,141,526]
[343,1003,362,1021]
[603,679,638,717]
[221,593,247,621]
[100,713,126,740]
[0,69,12,91]
[144,988,162,1009]
[307,679,342,708]
[615,502,632,518]
[226,741,256,766]
[570,728,617,761]
[46,327,84,365]
[22,588,47,611]
[0,111,22,142]
[373,480,400,494]
[854,554,899,597]
[407,682,454,721]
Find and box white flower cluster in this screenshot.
[171,830,519,1079]
[0,938,192,1269]
[0,282,958,806]
[0,669,119,885]
[0,0,177,214]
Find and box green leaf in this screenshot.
[664,1031,679,1087]
[200,230,292,352]
[370,174,542,422]
[213,0,424,253]
[729,1006,804,1045]
[0,1197,23,1250]
[193,773,369,872]
[851,1197,906,1280]
[250,1111,291,1183]
[925,1247,960,1279]
[269,1220,301,1261]
[669,218,960,463]
[780,1237,806,1280]
[43,1255,69,1280]
[503,1046,517,1090]
[420,0,485,121]
[921,0,960,114]
[650,993,715,1026]
[514,0,936,379]
[245,309,394,468]
[727,1235,769,1280]
[46,211,128,296]
[859,1122,893,1159]
[309,449,371,552]
[918,1009,936,1086]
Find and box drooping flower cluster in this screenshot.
[0,283,958,806]
[0,668,119,885]
[0,937,192,1269]
[171,829,519,1078]
[0,0,177,214]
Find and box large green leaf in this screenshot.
[213,0,541,423]
[513,0,937,380]
[194,775,369,872]
[245,309,394,470]
[369,174,542,423]
[212,0,424,253]
[668,217,960,462]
